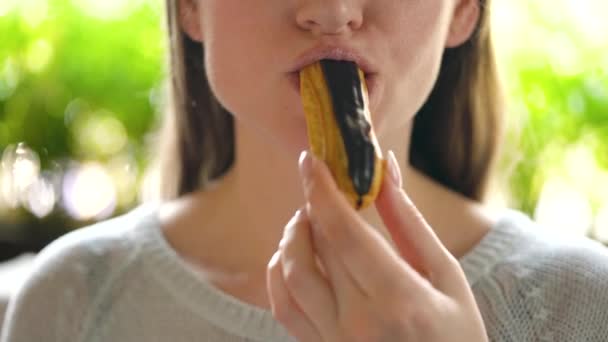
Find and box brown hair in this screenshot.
[158,0,504,202]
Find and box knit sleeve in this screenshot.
[473,238,608,341]
[542,242,608,341]
[0,215,139,342]
[0,235,97,342]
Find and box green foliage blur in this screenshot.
[0,0,164,161]
[0,0,165,246]
[491,0,608,240]
[0,0,607,247]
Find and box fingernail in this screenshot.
[268,251,281,267]
[387,150,402,188]
[286,209,303,230]
[294,208,303,220]
[298,150,313,185]
[282,209,303,245]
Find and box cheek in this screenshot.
[391,37,444,120]
[375,3,451,136]
[202,2,263,115]
[200,3,307,153]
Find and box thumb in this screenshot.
[297,150,364,236]
[375,151,451,277]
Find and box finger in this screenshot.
[267,251,324,342]
[375,150,458,283]
[299,151,424,296]
[280,209,338,338]
[310,222,365,316]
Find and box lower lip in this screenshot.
[289,72,378,108]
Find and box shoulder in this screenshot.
[474,209,608,280]
[1,204,159,342]
[498,215,608,290]
[473,210,608,340]
[27,204,157,282]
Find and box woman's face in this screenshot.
[183,0,479,154]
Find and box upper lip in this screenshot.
[290,45,377,76]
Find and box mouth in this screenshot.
[288,45,381,114]
[289,45,378,92]
[288,65,379,115]
[289,65,378,106]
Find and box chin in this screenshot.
[241,115,310,161]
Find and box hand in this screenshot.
[266,151,488,342]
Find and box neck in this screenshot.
[219,119,412,251]
[161,118,495,280]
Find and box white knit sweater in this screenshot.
[2,204,608,341]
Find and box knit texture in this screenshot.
[2,204,608,341]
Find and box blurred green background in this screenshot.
[0,0,607,258]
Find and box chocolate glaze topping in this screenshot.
[320,59,375,204]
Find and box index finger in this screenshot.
[375,151,460,282]
[301,152,428,296]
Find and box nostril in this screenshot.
[348,18,362,31]
[303,19,317,30]
[296,5,363,34]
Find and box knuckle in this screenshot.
[403,200,427,227]
[403,298,442,334]
[283,261,307,292]
[440,251,460,270]
[267,252,280,271]
[434,252,464,282]
[273,302,296,327]
[409,308,435,332]
[266,262,277,279]
[307,176,327,209]
[286,209,308,233]
[307,178,353,232]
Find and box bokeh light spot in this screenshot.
[0,57,20,101]
[107,154,139,208]
[26,39,54,73]
[534,177,593,237]
[595,203,608,243]
[24,174,56,218]
[548,33,582,77]
[73,111,129,157]
[0,0,18,17]
[19,0,48,29]
[71,0,143,20]
[62,162,116,221]
[0,143,40,209]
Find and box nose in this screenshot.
[296,0,363,35]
